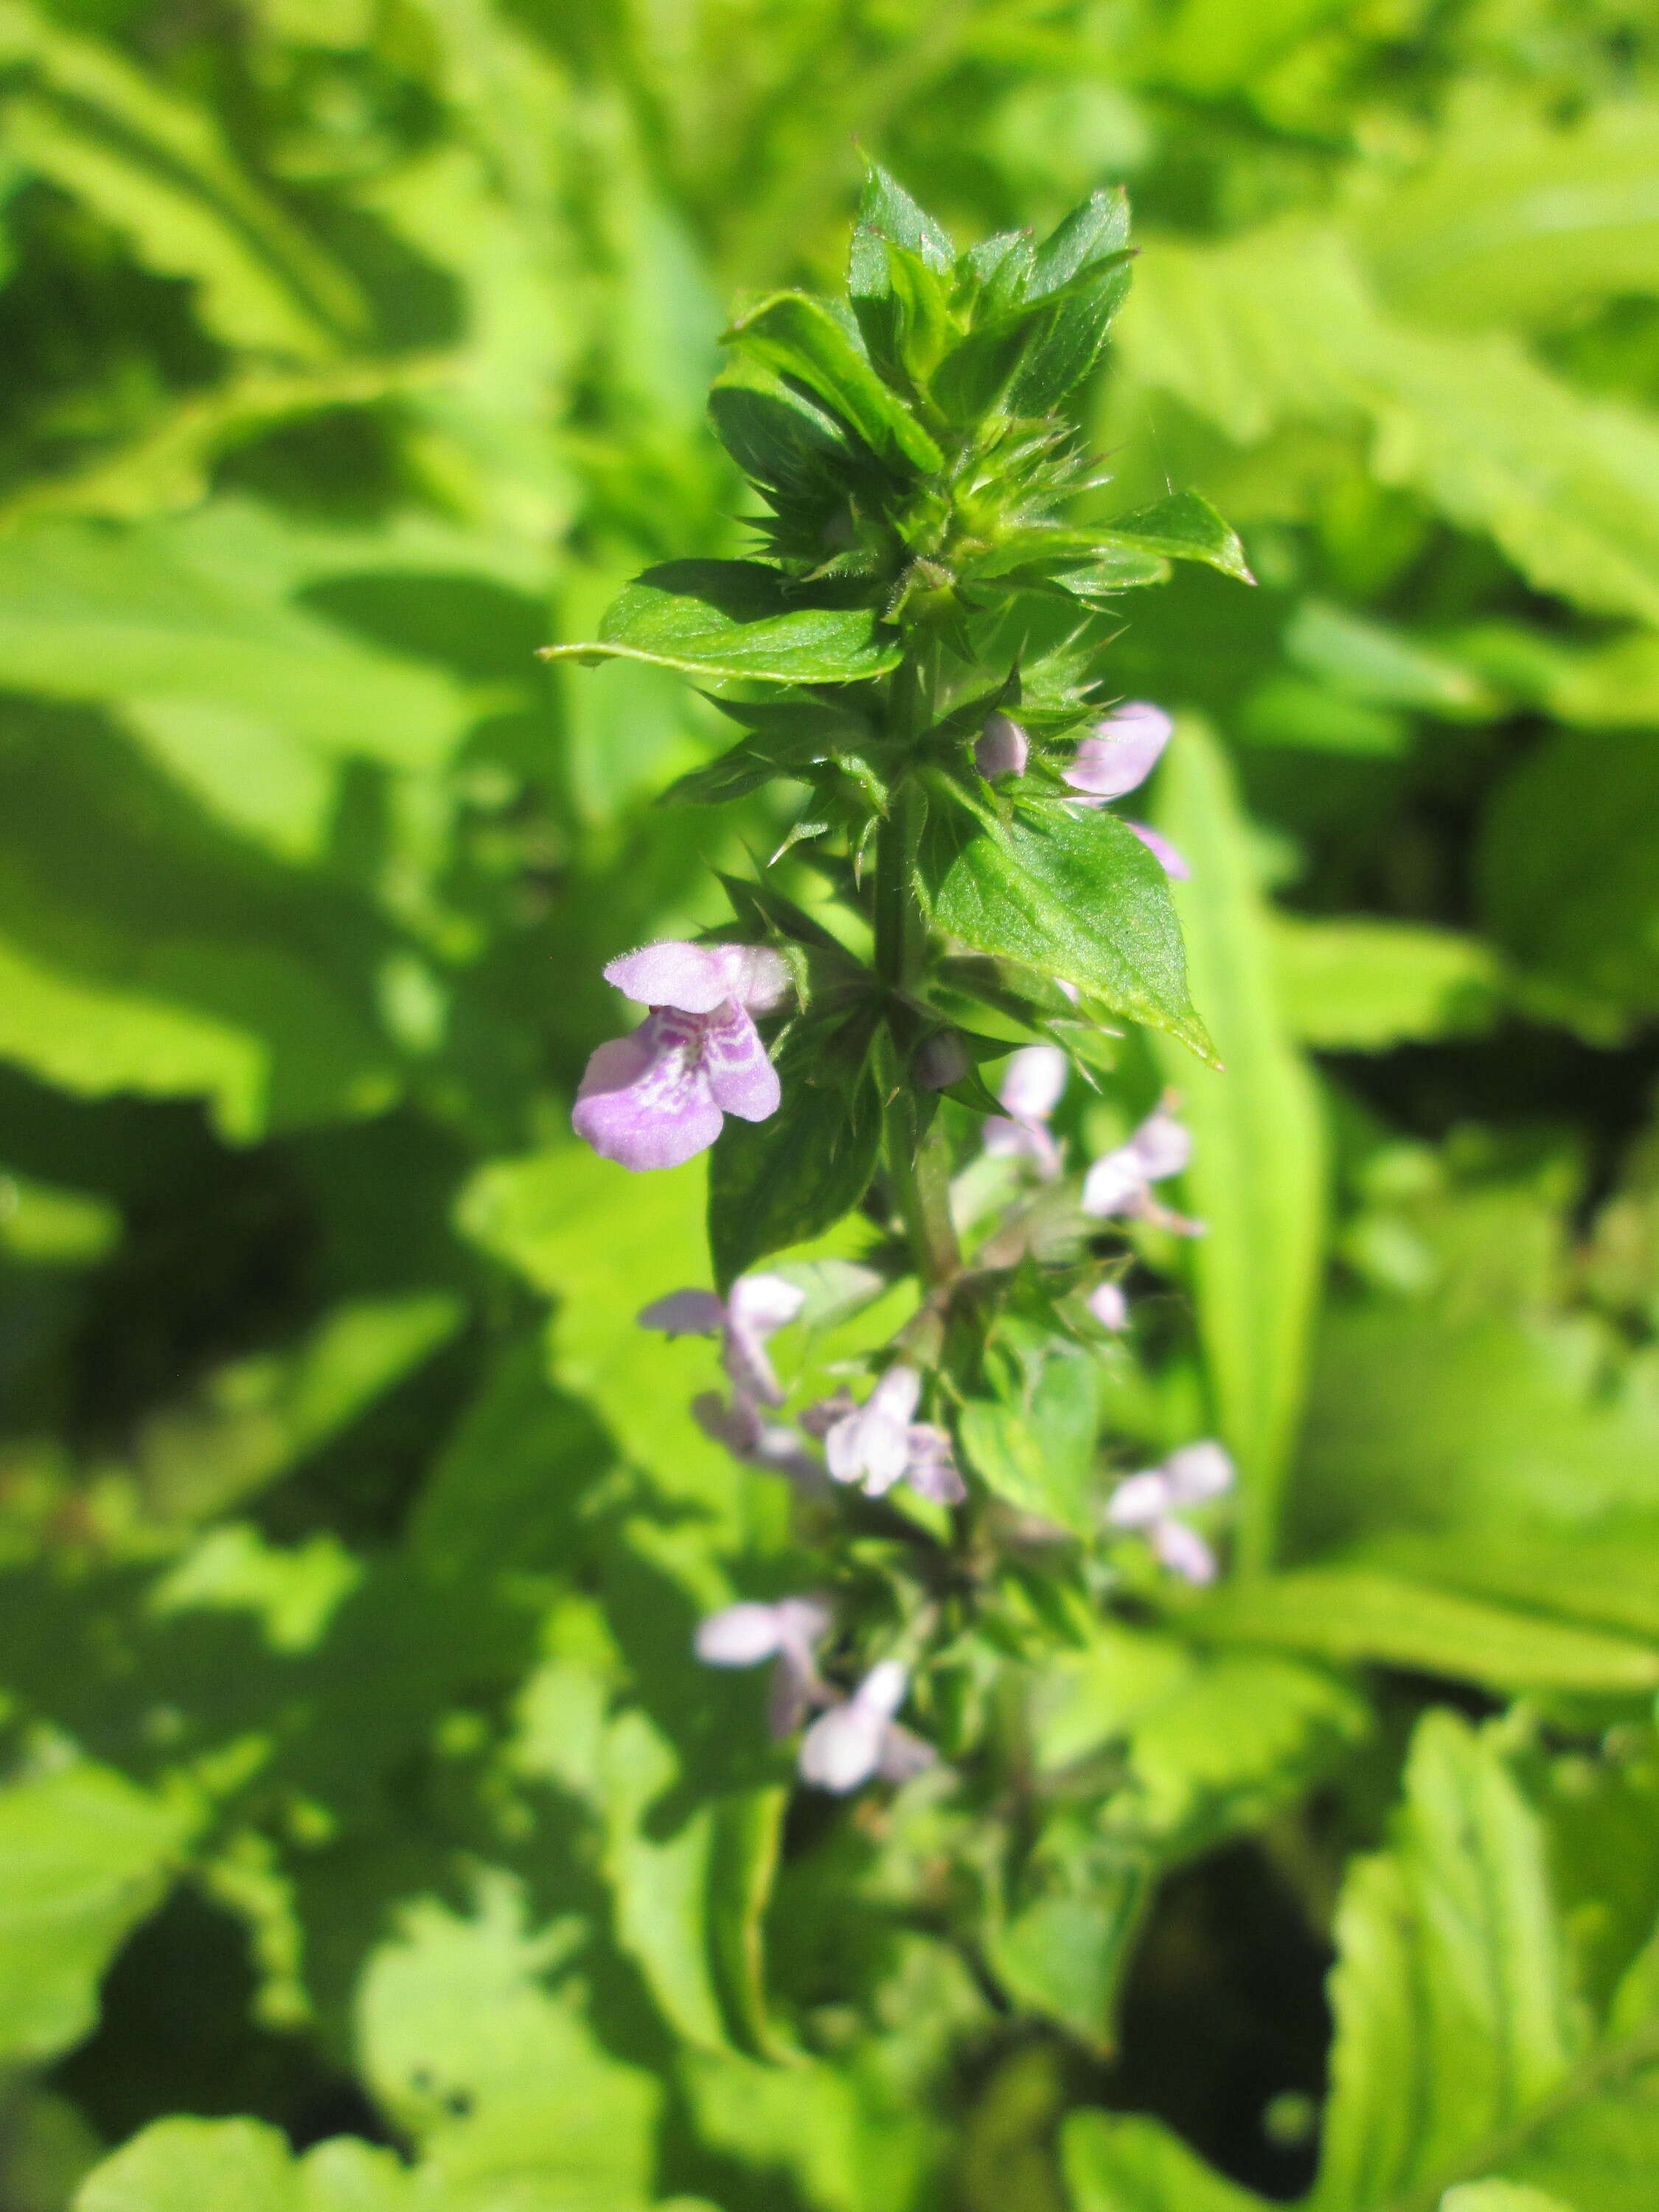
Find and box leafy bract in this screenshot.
[724,293,945,473]
[928,798,1215,1062]
[543,561,900,685]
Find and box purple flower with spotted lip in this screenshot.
[1062,703,1189,879]
[574,941,790,1171]
[1105,1440,1234,1584]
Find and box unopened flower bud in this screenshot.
[975,713,1029,781]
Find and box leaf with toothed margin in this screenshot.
[541,560,899,686]
[926,790,1216,1064]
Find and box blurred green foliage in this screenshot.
[1,0,1658,2205]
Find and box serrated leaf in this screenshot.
[959,1346,1100,1535]
[726,293,944,474]
[1149,720,1327,1568]
[1093,491,1254,583]
[849,164,954,296]
[543,560,900,686]
[74,2120,412,2212]
[929,793,1215,1065]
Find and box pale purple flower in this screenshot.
[691,1391,826,1486]
[811,1367,966,1504]
[797,1659,936,1792]
[983,1044,1068,1178]
[574,941,790,1172]
[1081,1101,1203,1235]
[1088,1279,1129,1332]
[695,1595,832,1734]
[975,712,1029,781]
[1105,1441,1234,1584]
[639,1271,804,1405]
[1062,703,1188,879]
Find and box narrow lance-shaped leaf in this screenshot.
[1149,719,1326,1571]
[725,293,945,475]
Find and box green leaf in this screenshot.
[929,797,1215,1062]
[1066,1713,1659,2212]
[0,1761,198,2068]
[987,1833,1152,2049]
[849,164,955,295]
[1358,99,1659,333]
[1310,1715,1585,2210]
[1063,2110,1272,2212]
[661,698,874,804]
[1008,252,1135,414]
[1478,732,1659,1032]
[707,1014,883,1290]
[1194,1568,1659,1694]
[1093,492,1255,584]
[543,560,901,686]
[959,1346,1102,1535]
[0,5,364,357]
[725,293,945,474]
[355,1872,662,2208]
[708,365,856,497]
[1122,222,1659,627]
[1273,917,1504,1048]
[75,2119,412,2212]
[1149,721,1327,1566]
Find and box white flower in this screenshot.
[639,1270,806,1405]
[1088,1280,1129,1332]
[797,1660,936,1792]
[1105,1441,1235,1584]
[695,1595,832,1735]
[1081,1102,1203,1235]
[690,1392,824,1487]
[982,1045,1068,1179]
[810,1367,967,1504]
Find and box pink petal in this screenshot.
[1130,1107,1192,1183]
[728,1274,807,1336]
[1126,822,1190,878]
[1080,1144,1146,1218]
[708,943,793,1014]
[695,1601,787,1666]
[700,1001,781,1121]
[1161,1441,1234,1505]
[904,1425,967,1504]
[1105,1469,1172,1528]
[869,1366,923,1426]
[572,1010,723,1170]
[877,1722,938,1783]
[1063,704,1173,799]
[605,941,727,1012]
[1088,1281,1129,1332]
[983,1116,1062,1179]
[638,1288,726,1335]
[998,1044,1068,1122]
[1152,1517,1219,1585]
[798,1699,888,1791]
[975,712,1029,780]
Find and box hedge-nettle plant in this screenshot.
[546,170,1251,1807]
